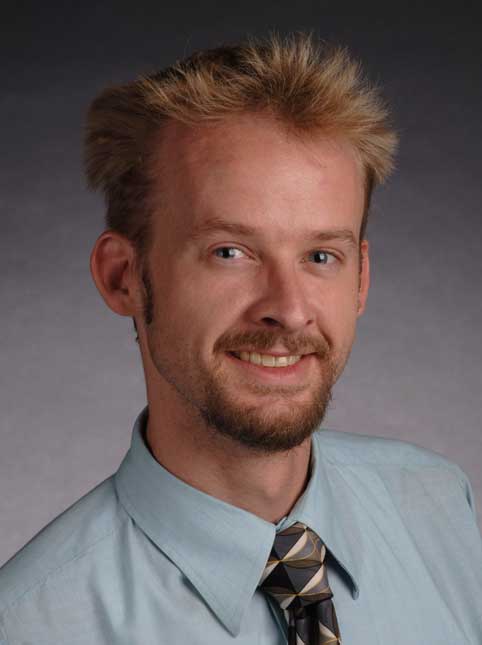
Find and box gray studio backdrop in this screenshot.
[2,2,481,565]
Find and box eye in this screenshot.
[212,246,338,265]
[212,246,246,260]
[308,250,337,265]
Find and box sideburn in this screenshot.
[141,265,155,327]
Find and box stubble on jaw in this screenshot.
[195,358,337,454]
[138,256,344,455]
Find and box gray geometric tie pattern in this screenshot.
[258,522,341,644]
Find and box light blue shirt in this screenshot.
[1,406,481,644]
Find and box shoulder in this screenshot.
[312,428,475,508]
[0,474,127,616]
[314,427,461,470]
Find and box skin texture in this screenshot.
[90,113,370,524]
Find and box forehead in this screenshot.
[148,113,365,242]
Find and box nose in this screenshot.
[247,261,315,333]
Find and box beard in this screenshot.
[194,356,337,454]
[140,265,341,456]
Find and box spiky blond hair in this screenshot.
[85,32,398,263]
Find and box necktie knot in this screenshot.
[258,521,332,612]
[258,521,342,644]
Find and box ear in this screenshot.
[89,230,143,317]
[357,239,370,317]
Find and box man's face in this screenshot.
[138,113,368,454]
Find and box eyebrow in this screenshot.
[186,217,358,248]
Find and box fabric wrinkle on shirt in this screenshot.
[0,405,481,644]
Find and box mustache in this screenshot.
[217,333,331,358]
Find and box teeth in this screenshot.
[234,352,302,367]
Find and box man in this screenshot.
[0,33,481,645]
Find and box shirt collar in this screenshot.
[114,406,359,637]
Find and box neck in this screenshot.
[145,399,313,525]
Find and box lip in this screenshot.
[230,349,309,357]
[225,351,315,382]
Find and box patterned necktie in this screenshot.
[258,521,341,644]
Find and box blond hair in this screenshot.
[85,32,398,262]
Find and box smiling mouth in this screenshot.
[228,350,304,360]
[226,350,314,369]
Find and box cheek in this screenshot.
[319,279,360,341]
[326,268,361,306]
